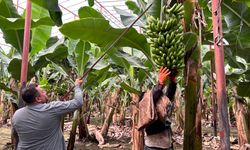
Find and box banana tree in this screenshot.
[7,38,68,81]
[0,0,69,82]
[0,48,18,97]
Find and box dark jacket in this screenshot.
[139,80,177,135]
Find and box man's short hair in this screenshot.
[21,84,40,104]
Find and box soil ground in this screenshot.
[0,121,240,150]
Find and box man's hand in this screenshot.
[158,67,171,85]
[75,78,83,86]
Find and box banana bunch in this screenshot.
[145,3,185,70]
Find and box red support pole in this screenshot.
[211,0,230,149]
[16,0,19,10]
[20,0,32,104]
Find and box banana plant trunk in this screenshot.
[211,0,230,149]
[78,112,89,139]
[183,52,200,150]
[67,110,80,150]
[131,93,144,150]
[232,86,250,148]
[210,46,217,136]
[183,1,202,149]
[101,107,115,137]
[78,93,90,139]
[101,88,122,137]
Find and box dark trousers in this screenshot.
[144,146,173,150]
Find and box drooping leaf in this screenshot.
[146,0,162,18]
[183,32,197,51]
[0,0,20,18]
[0,0,23,52]
[245,69,250,80]
[183,0,194,31]
[109,50,147,69]
[85,66,111,88]
[0,16,53,30]
[203,51,214,62]
[225,47,246,69]
[126,0,141,15]
[138,68,147,84]
[75,41,90,75]
[7,58,35,81]
[50,61,69,78]
[120,81,140,95]
[78,6,104,19]
[60,18,150,60]
[42,44,68,62]
[0,82,17,95]
[88,0,94,7]
[31,0,62,26]
[222,0,250,54]
[237,82,250,97]
[33,44,68,70]
[226,69,245,80]
[87,56,109,70]
[30,3,52,56]
[46,36,59,48]
[137,0,147,10]
[67,38,79,55]
[114,7,144,27]
[222,0,250,32]
[0,50,11,64]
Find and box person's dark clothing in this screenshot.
[140,80,177,149]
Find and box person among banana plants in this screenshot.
[12,78,83,150]
[139,67,177,150]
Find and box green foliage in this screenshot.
[120,81,140,95]
[59,18,150,60]
[31,0,62,26]
[75,41,90,75]
[114,7,144,27]
[146,0,162,18]
[225,48,246,69]
[46,36,59,48]
[0,50,11,64]
[125,0,141,15]
[0,0,24,52]
[33,44,68,70]
[0,82,17,95]
[7,58,35,81]
[183,0,194,31]
[183,32,198,51]
[85,66,112,88]
[237,82,250,97]
[109,49,147,70]
[78,6,104,19]
[0,16,53,30]
[30,3,52,57]
[88,0,94,7]
[0,0,19,18]
[203,51,214,62]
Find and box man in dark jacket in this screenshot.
[140,67,177,150]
